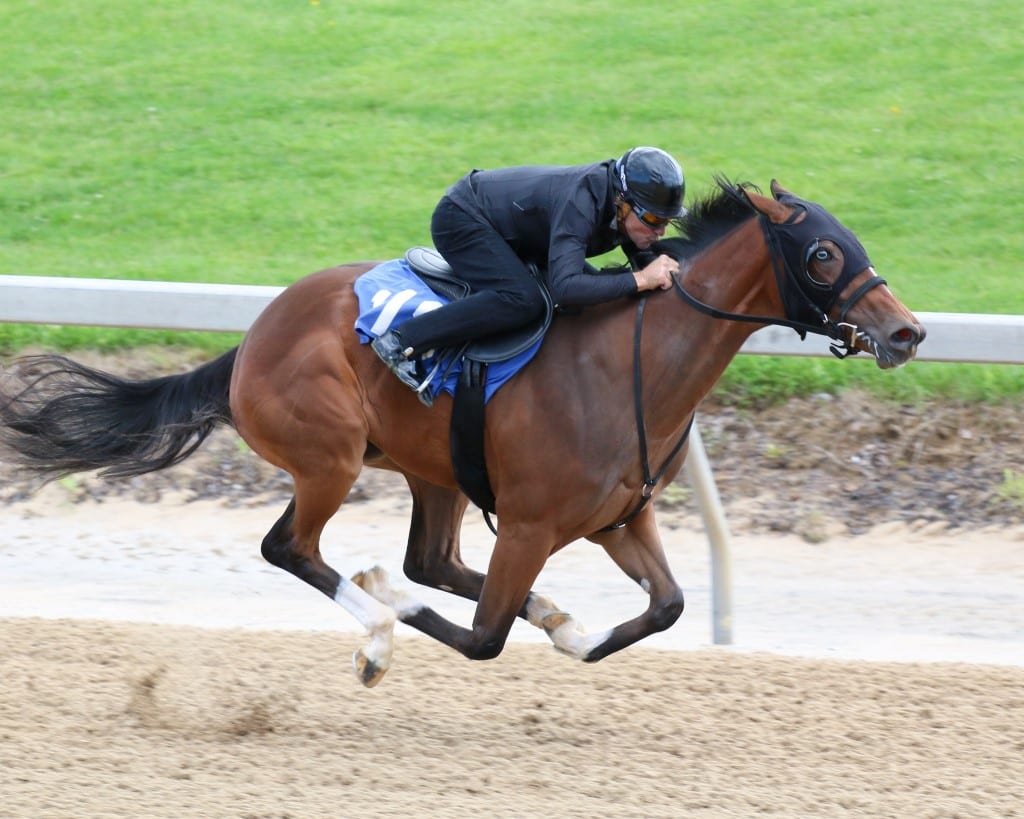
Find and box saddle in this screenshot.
[404,246,555,516]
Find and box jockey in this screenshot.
[372,147,686,404]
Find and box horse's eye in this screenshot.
[814,248,831,262]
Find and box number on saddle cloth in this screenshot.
[403,247,556,518]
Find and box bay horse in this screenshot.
[0,180,924,687]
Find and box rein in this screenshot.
[603,295,694,531]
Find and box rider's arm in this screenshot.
[546,204,637,307]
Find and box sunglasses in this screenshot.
[629,201,672,230]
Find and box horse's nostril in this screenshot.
[891,327,918,346]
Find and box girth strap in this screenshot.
[450,358,496,516]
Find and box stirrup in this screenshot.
[414,359,444,407]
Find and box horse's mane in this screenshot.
[654,176,759,261]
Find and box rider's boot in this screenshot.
[371,330,433,407]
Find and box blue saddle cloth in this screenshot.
[354,258,544,403]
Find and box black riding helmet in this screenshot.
[615,146,686,219]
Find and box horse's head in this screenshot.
[741,181,925,368]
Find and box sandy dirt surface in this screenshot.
[2,349,1023,817]
[2,618,1023,819]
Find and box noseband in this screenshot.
[673,196,888,358]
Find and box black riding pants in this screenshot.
[395,197,548,354]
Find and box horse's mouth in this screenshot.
[856,329,918,369]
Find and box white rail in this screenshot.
[2,275,1019,363]
[0,276,282,333]
[2,275,1021,645]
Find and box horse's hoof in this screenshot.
[541,612,592,660]
[351,565,389,595]
[351,567,376,588]
[540,611,572,635]
[352,648,388,688]
[552,644,589,660]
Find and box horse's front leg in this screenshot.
[366,477,587,644]
[574,504,685,662]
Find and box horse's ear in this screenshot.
[735,184,755,208]
[770,179,794,201]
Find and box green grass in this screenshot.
[1,0,1021,400]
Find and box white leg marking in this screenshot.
[334,577,397,674]
[524,593,564,628]
[352,565,425,619]
[549,625,613,661]
[525,593,603,658]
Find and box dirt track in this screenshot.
[2,618,1022,819]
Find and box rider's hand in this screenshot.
[634,254,678,292]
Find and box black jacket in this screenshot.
[443,160,641,306]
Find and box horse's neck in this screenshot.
[520,220,780,450]
[641,221,780,430]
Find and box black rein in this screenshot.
[603,295,694,531]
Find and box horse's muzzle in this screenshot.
[866,321,926,369]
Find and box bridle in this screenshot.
[672,196,888,359]
[605,192,887,530]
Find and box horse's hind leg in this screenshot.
[261,477,398,688]
[355,477,588,646]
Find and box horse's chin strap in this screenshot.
[603,295,694,532]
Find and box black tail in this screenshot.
[0,348,237,480]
